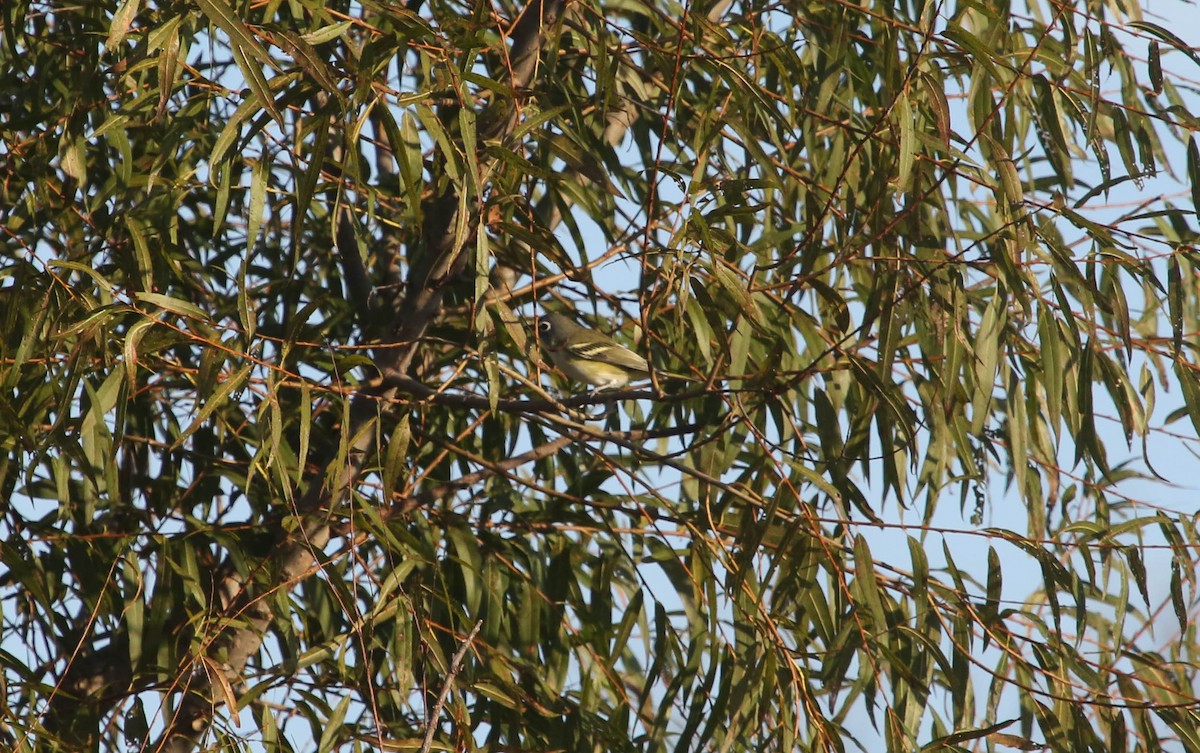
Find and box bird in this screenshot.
[537,312,678,391]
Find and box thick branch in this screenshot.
[145,1,569,750]
[41,633,133,751]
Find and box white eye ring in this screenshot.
[538,320,551,333]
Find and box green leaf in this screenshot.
[230,42,283,126]
[1128,21,1200,70]
[277,29,343,101]
[969,289,1004,436]
[1167,252,1184,355]
[316,695,351,753]
[851,535,887,633]
[122,318,156,391]
[894,91,915,192]
[193,0,275,67]
[942,25,1003,83]
[1148,41,1162,93]
[1173,357,1200,439]
[1187,137,1200,216]
[105,0,141,52]
[247,154,269,252]
[301,21,353,46]
[133,292,208,321]
[709,258,760,323]
[123,215,155,292]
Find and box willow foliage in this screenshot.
[2,0,1199,751]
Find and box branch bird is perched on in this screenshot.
[538,312,680,391]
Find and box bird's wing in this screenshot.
[567,340,650,373]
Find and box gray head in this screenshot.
[537,312,584,348]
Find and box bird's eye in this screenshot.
[537,320,551,334]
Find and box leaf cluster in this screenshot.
[2,0,1199,751]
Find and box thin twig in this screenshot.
[419,620,484,753]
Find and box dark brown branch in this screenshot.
[41,633,134,750]
[145,1,570,750]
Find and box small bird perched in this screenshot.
[538,312,677,391]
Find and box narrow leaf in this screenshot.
[894,91,915,192]
[247,155,269,251]
[123,318,156,391]
[1187,137,1200,216]
[134,292,208,321]
[105,0,141,51]
[194,0,274,67]
[1148,41,1162,93]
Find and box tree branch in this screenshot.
[418,620,483,753]
[146,1,569,749]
